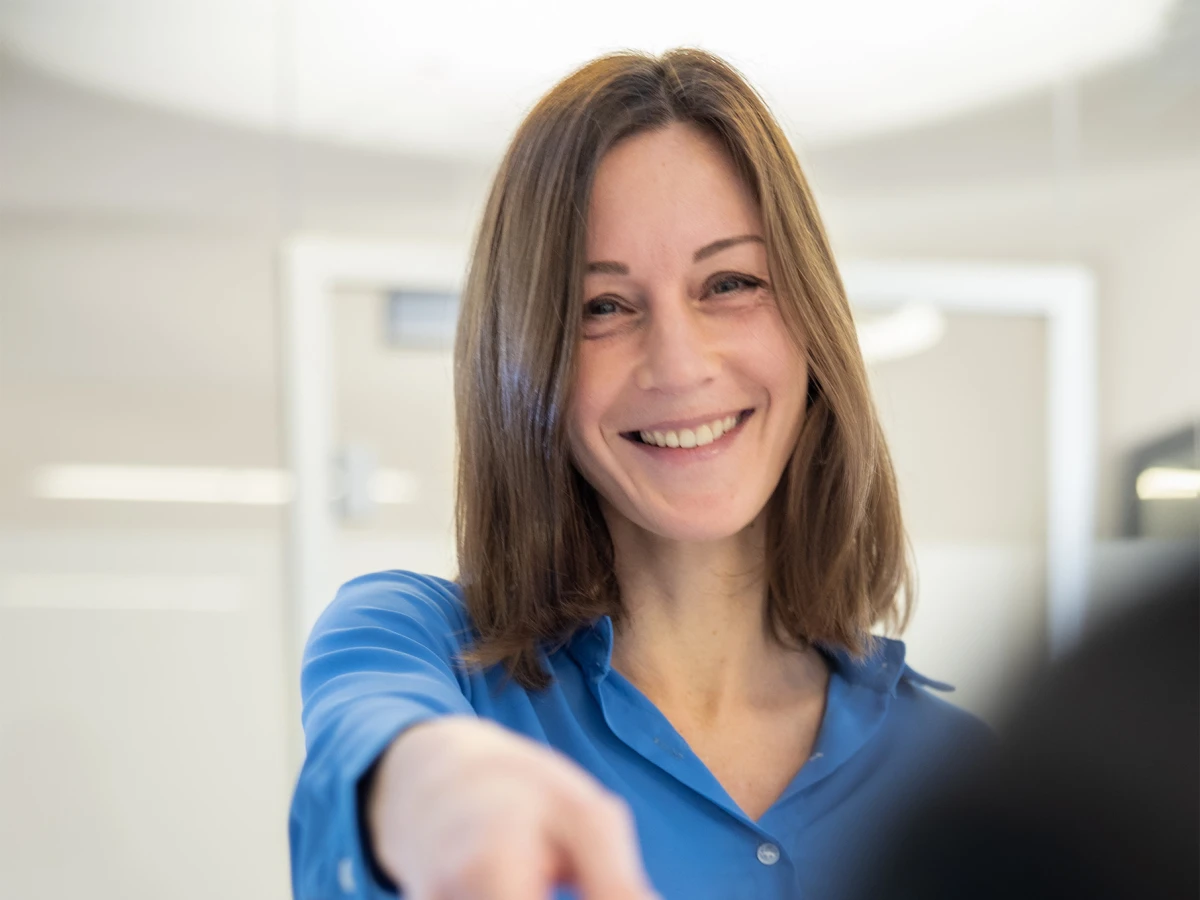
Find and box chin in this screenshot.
[651,523,746,544]
[636,502,763,545]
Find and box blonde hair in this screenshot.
[454,49,911,689]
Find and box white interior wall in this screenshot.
[0,530,292,900]
[1098,200,1200,494]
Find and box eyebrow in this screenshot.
[693,233,765,262]
[585,234,765,276]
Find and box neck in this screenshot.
[606,509,824,725]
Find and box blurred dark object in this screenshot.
[1123,422,1198,539]
[846,549,1199,900]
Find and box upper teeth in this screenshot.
[640,414,739,449]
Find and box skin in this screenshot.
[570,122,829,803]
[368,121,829,900]
[369,718,657,900]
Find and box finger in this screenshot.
[547,791,657,900]
[434,833,555,900]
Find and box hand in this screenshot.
[367,716,659,900]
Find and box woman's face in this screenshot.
[569,122,808,544]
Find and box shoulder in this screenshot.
[313,569,475,641]
[891,661,996,759]
[335,568,465,609]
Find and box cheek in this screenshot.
[571,346,623,432]
[566,395,616,504]
[567,355,610,468]
[739,312,807,402]
[569,360,598,440]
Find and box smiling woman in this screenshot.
[290,49,989,900]
[455,55,911,687]
[571,124,810,581]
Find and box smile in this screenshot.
[622,409,754,449]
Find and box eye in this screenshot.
[707,273,766,297]
[584,296,623,318]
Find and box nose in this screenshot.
[634,297,720,394]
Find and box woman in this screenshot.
[289,49,988,900]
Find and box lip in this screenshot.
[620,407,753,437]
[620,409,755,459]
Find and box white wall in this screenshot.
[0,531,292,900]
[810,59,1200,536]
[1098,200,1200,515]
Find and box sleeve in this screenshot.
[288,571,479,900]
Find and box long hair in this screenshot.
[454,48,912,689]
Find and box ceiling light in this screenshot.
[1136,466,1200,500]
[856,302,948,363]
[0,0,1174,158]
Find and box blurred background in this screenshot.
[0,1,1197,898]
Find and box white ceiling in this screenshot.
[0,0,1177,160]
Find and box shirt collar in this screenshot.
[563,614,944,814]
[566,614,911,697]
[817,634,909,697]
[565,614,616,679]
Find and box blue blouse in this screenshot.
[289,570,990,900]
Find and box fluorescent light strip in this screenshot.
[30,464,418,506]
[1136,466,1200,501]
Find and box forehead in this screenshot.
[586,122,762,258]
